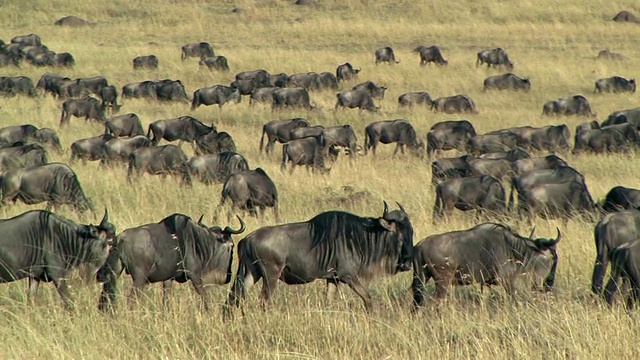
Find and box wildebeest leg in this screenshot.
[190,277,210,311]
[128,276,148,308]
[53,278,73,309]
[162,280,172,309]
[343,276,372,312]
[393,143,401,158]
[604,271,622,307]
[627,279,640,310]
[259,263,281,310]
[28,277,40,305]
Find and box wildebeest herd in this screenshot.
[2,28,640,319]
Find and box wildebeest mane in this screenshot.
[396,120,417,144]
[159,214,222,271]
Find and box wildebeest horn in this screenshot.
[396,202,406,213]
[197,214,204,225]
[528,226,536,240]
[100,208,108,226]
[224,215,246,235]
[553,227,562,245]
[383,201,390,217]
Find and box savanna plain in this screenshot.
[1,0,640,359]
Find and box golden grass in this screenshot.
[1,0,640,358]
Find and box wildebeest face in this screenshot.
[379,201,414,272]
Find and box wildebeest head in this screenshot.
[521,227,561,291]
[94,208,117,245]
[379,201,414,272]
[197,214,246,283]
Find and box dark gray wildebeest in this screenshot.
[36,73,72,98]
[269,73,288,88]
[230,79,262,96]
[199,56,229,71]
[102,135,152,166]
[289,125,325,140]
[121,81,157,100]
[575,120,600,134]
[336,62,360,82]
[287,72,322,91]
[594,76,636,93]
[601,123,640,147]
[542,95,596,117]
[0,76,37,97]
[70,134,115,165]
[0,52,20,67]
[53,52,75,68]
[127,145,192,186]
[0,125,62,153]
[97,213,245,311]
[479,148,531,162]
[260,118,309,154]
[155,79,189,102]
[59,97,108,126]
[398,92,432,107]
[411,224,560,310]
[249,87,279,106]
[318,72,339,90]
[104,113,144,137]
[603,107,640,128]
[0,163,94,214]
[322,125,360,159]
[476,48,514,70]
[0,209,115,308]
[11,33,41,46]
[374,46,400,64]
[515,181,596,224]
[601,186,640,213]
[188,152,249,184]
[592,210,640,296]
[272,87,313,111]
[194,130,236,156]
[487,125,571,153]
[432,176,506,222]
[280,135,335,174]
[147,115,215,147]
[133,55,159,69]
[181,42,214,60]
[98,85,121,113]
[224,202,413,314]
[235,69,270,88]
[219,168,279,221]
[572,127,629,154]
[426,120,477,158]
[335,89,378,112]
[191,85,241,109]
[603,240,640,309]
[352,81,386,99]
[364,119,424,157]
[483,73,531,91]
[430,155,473,185]
[467,158,514,183]
[613,10,640,23]
[432,94,477,114]
[25,51,55,67]
[54,15,92,26]
[508,166,586,211]
[466,132,520,155]
[513,155,568,176]
[0,143,48,171]
[413,45,448,66]
[596,49,624,60]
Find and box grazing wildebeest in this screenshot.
[476,48,514,70]
[59,97,108,126]
[11,33,41,46]
[352,81,386,99]
[0,143,48,171]
[318,72,339,90]
[147,115,215,147]
[398,92,432,107]
[542,95,596,117]
[613,10,639,23]
[603,107,640,128]
[487,125,571,153]
[0,76,37,97]
[572,127,629,154]
[104,113,144,137]
[287,72,322,91]
[70,134,114,164]
[102,135,152,165]
[219,168,279,221]
[516,181,596,224]
[433,176,506,222]
[54,15,92,26]
[289,125,324,140]
[0,163,94,213]
[321,125,359,159]
[249,87,279,106]
[508,166,587,211]
[467,158,514,183]
[199,56,229,71]
[0,209,114,308]
[430,155,473,185]
[426,120,477,158]
[53,52,75,67]
[374,46,400,64]
[364,119,424,157]
[513,155,568,176]
[97,214,245,310]
[601,186,640,213]
[603,240,640,309]
[98,85,120,113]
[268,73,288,88]
[466,133,519,155]
[594,76,636,93]
[483,73,531,91]
[413,45,448,66]
[235,69,270,88]
[36,73,73,98]
[336,62,360,82]
[188,152,249,184]
[272,87,313,111]
[335,89,378,112]
[225,202,413,313]
[281,135,333,174]
[596,49,624,60]
[121,81,157,100]
[259,118,309,154]
[133,55,159,69]
[602,123,640,147]
[181,42,214,60]
[194,130,236,155]
[155,79,189,102]
[191,85,241,109]
[479,148,531,162]
[412,224,560,310]
[432,94,477,114]
[127,145,192,186]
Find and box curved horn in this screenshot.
[383,200,390,218]
[396,202,406,213]
[224,215,246,235]
[553,227,562,245]
[197,214,204,225]
[528,226,536,240]
[100,208,108,226]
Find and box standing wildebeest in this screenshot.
[601,186,640,213]
[0,76,38,97]
[225,202,413,313]
[235,69,270,88]
[97,214,245,310]
[426,120,477,158]
[59,97,107,126]
[260,118,309,154]
[516,181,596,223]
[575,120,600,134]
[318,72,339,90]
[199,56,229,71]
[53,52,75,68]
[104,113,144,137]
[121,81,157,100]
[336,62,360,82]
[127,145,192,186]
[543,95,596,117]
[219,168,279,221]
[36,73,72,98]
[352,81,386,99]
[102,135,152,165]
[597,49,625,60]
[11,33,41,46]
[70,134,114,165]
[594,76,636,93]
[0,143,48,171]
[322,125,359,159]
[613,10,640,23]
[487,125,571,153]
[413,45,448,66]
[433,176,506,222]
[476,48,514,70]
[483,73,531,91]
[249,87,279,106]
[0,209,114,308]
[54,15,92,26]
[191,85,241,109]
[603,107,640,128]
[281,135,332,174]
[272,87,313,111]
[181,42,214,60]
[0,125,62,153]
[287,72,322,91]
[398,92,432,107]
[467,158,514,183]
[155,79,189,102]
[572,127,629,154]
[432,94,477,114]
[364,119,424,157]
[412,224,560,310]
[508,166,587,211]
[188,152,249,184]
[602,123,640,147]
[98,85,121,113]
[466,133,520,155]
[603,240,640,309]
[375,46,400,64]
[195,130,236,155]
[289,125,325,140]
[430,155,473,185]
[0,163,94,213]
[133,55,159,69]
[147,115,215,147]
[335,89,378,112]
[513,155,568,176]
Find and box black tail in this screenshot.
[432,185,443,223]
[280,143,289,171]
[259,125,267,153]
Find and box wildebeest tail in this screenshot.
[507,176,517,212]
[280,143,290,171]
[226,238,261,309]
[96,244,124,311]
[411,249,432,312]
[190,90,200,110]
[432,185,444,222]
[259,125,267,152]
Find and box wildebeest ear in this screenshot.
[528,227,536,240]
[197,214,204,225]
[378,218,396,232]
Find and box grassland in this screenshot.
[1,0,640,358]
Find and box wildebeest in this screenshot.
[70,134,114,165]
[335,89,378,112]
[613,10,639,23]
[260,118,309,154]
[290,125,324,140]
[268,73,288,88]
[572,127,629,154]
[102,135,153,165]
[235,69,270,88]
[336,62,360,82]
[0,143,48,171]
[133,55,159,69]
[508,166,587,212]
[603,107,640,128]
[191,85,241,109]
[155,79,189,102]
[98,85,120,113]
[0,163,94,213]
[272,87,313,111]
[287,72,322,91]
[0,52,20,67]
[542,95,596,117]
[398,92,432,107]
[318,72,339,90]
[249,87,279,106]
[476,48,514,70]
[602,123,640,147]
[433,176,506,222]
[516,181,596,223]
[467,158,514,183]
[479,148,531,162]
[54,15,92,26]
[11,33,41,46]
[219,168,279,221]
[104,113,144,137]
[432,94,477,114]
[281,135,333,174]
[594,76,636,93]
[0,76,37,97]
[364,119,424,157]
[97,213,245,310]
[194,130,236,156]
[127,145,192,186]
[181,42,214,60]
[147,115,215,147]
[603,240,640,309]
[199,56,229,71]
[225,202,413,313]
[322,125,360,158]
[75,76,109,96]
[352,81,386,99]
[412,224,560,310]
[601,186,640,213]
[374,46,400,64]
[36,73,72,98]
[413,45,448,66]
[487,125,571,153]
[53,52,75,68]
[575,120,600,134]
[0,209,114,308]
[121,81,158,100]
[430,155,473,185]
[59,97,107,126]
[229,79,261,96]
[426,120,477,158]
[466,133,519,155]
[483,73,531,91]
[596,49,625,60]
[513,155,568,176]
[188,152,249,184]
